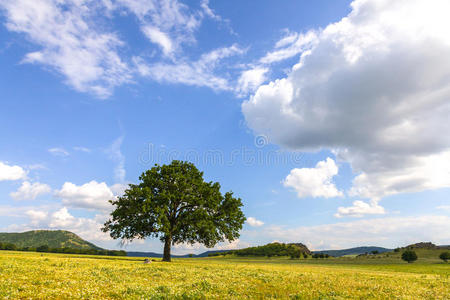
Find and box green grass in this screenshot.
[0,250,448,299]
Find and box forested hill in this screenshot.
[313,246,392,257]
[0,230,102,250]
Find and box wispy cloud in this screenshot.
[137,44,246,91]
[48,147,69,157]
[108,136,126,183]
[0,0,132,98]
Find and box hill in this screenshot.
[314,246,392,257]
[127,249,232,258]
[0,230,102,250]
[222,242,311,257]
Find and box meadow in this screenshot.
[0,250,448,299]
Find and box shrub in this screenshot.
[36,245,49,252]
[401,250,418,263]
[4,243,17,250]
[439,252,450,262]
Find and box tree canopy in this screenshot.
[439,252,450,262]
[102,160,246,261]
[401,250,418,263]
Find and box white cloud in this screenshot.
[10,181,51,200]
[260,30,317,64]
[236,67,268,96]
[172,238,249,255]
[246,217,264,227]
[335,199,385,218]
[55,181,115,211]
[73,146,91,153]
[249,215,450,250]
[243,0,450,215]
[437,205,450,212]
[35,207,111,242]
[142,44,245,91]
[200,0,234,35]
[0,161,27,181]
[142,26,173,56]
[48,147,69,157]
[118,0,200,56]
[0,0,132,98]
[284,158,343,198]
[25,209,48,225]
[109,183,128,197]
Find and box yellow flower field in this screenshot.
[0,251,448,299]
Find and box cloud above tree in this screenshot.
[243,0,450,216]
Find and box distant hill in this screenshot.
[314,246,392,257]
[127,250,231,258]
[0,230,102,250]
[403,242,450,250]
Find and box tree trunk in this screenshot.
[162,235,172,262]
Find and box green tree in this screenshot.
[36,245,49,252]
[401,250,418,263]
[439,252,450,262]
[103,161,246,262]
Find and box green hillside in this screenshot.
[0,230,102,250]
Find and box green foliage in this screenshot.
[439,252,450,262]
[228,242,306,258]
[0,230,101,250]
[0,242,125,256]
[402,250,418,263]
[36,245,49,252]
[103,160,246,262]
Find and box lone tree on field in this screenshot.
[102,160,246,262]
[401,250,418,263]
[439,252,450,262]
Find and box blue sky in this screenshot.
[0,0,449,253]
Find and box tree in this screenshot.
[439,252,450,262]
[102,160,246,262]
[36,245,49,252]
[401,250,418,263]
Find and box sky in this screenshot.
[0,0,449,254]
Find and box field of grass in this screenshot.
[0,250,448,299]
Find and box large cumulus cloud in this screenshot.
[242,0,450,215]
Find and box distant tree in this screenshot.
[103,161,246,262]
[36,245,49,252]
[439,252,450,262]
[394,248,400,253]
[303,252,308,259]
[188,254,194,258]
[401,250,418,263]
[4,243,17,251]
[371,250,379,255]
[288,246,301,259]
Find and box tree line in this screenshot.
[0,242,126,256]
[209,242,313,259]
